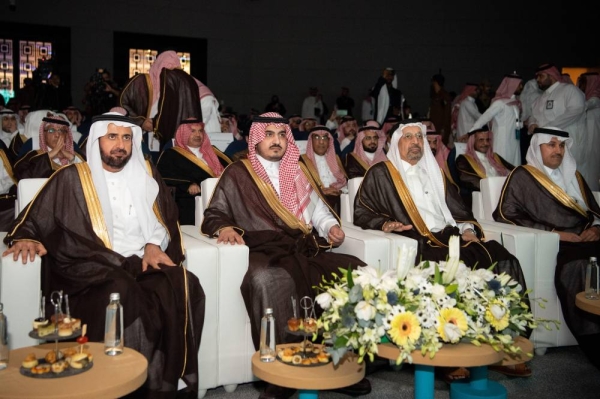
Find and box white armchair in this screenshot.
[475,176,578,352]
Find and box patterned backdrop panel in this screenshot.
[128,49,190,77]
[0,39,14,104]
[19,40,53,87]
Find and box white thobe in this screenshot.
[583,96,600,190]
[301,96,324,120]
[201,95,222,133]
[0,162,13,194]
[401,160,473,233]
[0,129,18,148]
[456,97,481,139]
[471,97,521,166]
[257,155,338,238]
[476,151,499,177]
[104,169,168,257]
[530,82,586,171]
[314,154,348,193]
[546,166,600,226]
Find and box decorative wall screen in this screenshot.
[128,49,190,77]
[19,40,53,87]
[0,39,14,105]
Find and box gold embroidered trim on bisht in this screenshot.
[171,147,216,177]
[299,162,341,225]
[462,154,487,179]
[348,152,370,174]
[300,155,324,187]
[145,160,172,241]
[241,159,311,234]
[383,161,445,247]
[523,165,587,217]
[75,163,112,249]
[0,149,16,184]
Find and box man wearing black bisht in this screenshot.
[3,111,205,398]
[201,113,371,399]
[354,120,531,379]
[494,127,600,369]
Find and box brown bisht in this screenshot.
[4,162,205,398]
[353,161,528,294]
[493,165,600,339]
[201,160,366,349]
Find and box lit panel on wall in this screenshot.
[128,49,190,77]
[19,40,52,88]
[0,39,14,104]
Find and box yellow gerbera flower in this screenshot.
[485,300,510,330]
[437,308,468,343]
[389,312,421,347]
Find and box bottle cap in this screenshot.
[265,308,273,315]
[110,293,120,301]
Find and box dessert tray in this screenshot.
[276,344,331,367]
[20,347,94,379]
[29,326,82,341]
[20,358,93,379]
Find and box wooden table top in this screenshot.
[0,342,147,399]
[377,341,504,368]
[251,344,365,390]
[576,292,600,316]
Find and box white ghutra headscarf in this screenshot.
[86,112,161,247]
[386,120,456,227]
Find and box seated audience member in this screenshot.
[295,116,317,141]
[456,124,514,207]
[300,125,348,214]
[157,118,227,225]
[494,127,600,369]
[201,112,370,399]
[336,116,359,152]
[353,119,531,380]
[3,111,205,397]
[15,114,85,180]
[0,108,26,166]
[63,105,92,147]
[0,147,16,230]
[423,119,455,184]
[288,114,303,140]
[345,124,388,179]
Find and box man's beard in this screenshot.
[363,145,377,154]
[101,148,132,170]
[430,148,437,156]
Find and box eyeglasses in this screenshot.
[312,135,330,141]
[402,133,424,141]
[44,128,68,135]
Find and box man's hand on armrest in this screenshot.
[382,221,413,233]
[328,225,345,245]
[556,231,582,242]
[2,240,47,264]
[217,227,245,245]
[580,226,600,242]
[142,243,176,271]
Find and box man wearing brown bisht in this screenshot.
[300,125,347,215]
[345,124,388,179]
[456,124,514,207]
[201,112,370,399]
[157,118,229,225]
[3,111,205,398]
[494,126,600,370]
[353,119,531,381]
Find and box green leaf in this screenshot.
[445,283,458,294]
[346,267,354,289]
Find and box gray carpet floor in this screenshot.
[198,345,600,399]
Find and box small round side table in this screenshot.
[251,343,365,399]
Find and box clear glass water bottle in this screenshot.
[259,307,276,362]
[104,293,124,355]
[0,303,8,370]
[585,257,599,300]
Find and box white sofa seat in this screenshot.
[476,176,578,352]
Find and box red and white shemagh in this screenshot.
[306,127,347,190]
[174,122,224,176]
[536,65,563,83]
[336,118,357,143]
[491,75,522,109]
[465,129,509,176]
[248,112,311,220]
[149,51,182,104]
[39,114,74,166]
[427,133,451,173]
[352,129,388,166]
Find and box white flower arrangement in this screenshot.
[316,237,558,365]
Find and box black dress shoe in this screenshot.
[258,383,297,399]
[329,377,372,397]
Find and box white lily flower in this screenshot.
[315,292,333,309]
[449,235,460,260]
[397,244,417,280]
[355,301,377,321]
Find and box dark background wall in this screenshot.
[1,0,597,118]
